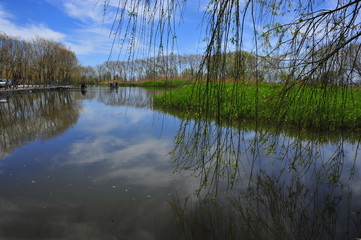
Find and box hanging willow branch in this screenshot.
[103,0,361,130]
[103,0,360,84]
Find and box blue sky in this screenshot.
[0,0,207,66]
[1,1,343,67]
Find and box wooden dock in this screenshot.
[0,85,78,96]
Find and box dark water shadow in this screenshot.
[166,115,361,239]
[0,91,81,159]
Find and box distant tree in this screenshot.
[79,66,97,83]
[95,64,107,82]
[57,46,79,84]
[102,0,360,85]
[0,34,79,86]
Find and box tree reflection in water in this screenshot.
[0,87,159,161]
[0,91,81,159]
[169,119,361,239]
[94,87,163,108]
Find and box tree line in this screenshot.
[0,33,79,86]
[79,52,289,83]
[0,32,206,85]
[0,32,204,85]
[80,54,204,83]
[2,31,360,86]
[99,0,361,86]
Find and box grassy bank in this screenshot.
[154,82,361,131]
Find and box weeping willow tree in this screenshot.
[102,2,361,237]
[102,0,361,192]
[103,0,361,130]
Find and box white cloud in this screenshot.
[0,4,65,41]
[0,0,204,64]
[61,0,117,24]
[67,31,112,55]
[49,0,122,24]
[0,1,114,62]
[66,135,174,187]
[46,0,132,59]
[63,1,101,22]
[0,3,14,19]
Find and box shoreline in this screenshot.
[0,85,79,96]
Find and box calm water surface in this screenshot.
[0,87,360,240]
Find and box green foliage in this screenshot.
[154,82,361,131]
[134,80,190,87]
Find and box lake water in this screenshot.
[0,87,360,239]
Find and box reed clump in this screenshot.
[154,82,361,131]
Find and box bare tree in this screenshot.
[0,34,79,86]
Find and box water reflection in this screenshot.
[0,87,360,239]
[0,91,81,159]
[0,87,186,239]
[168,119,361,239]
[83,87,163,109]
